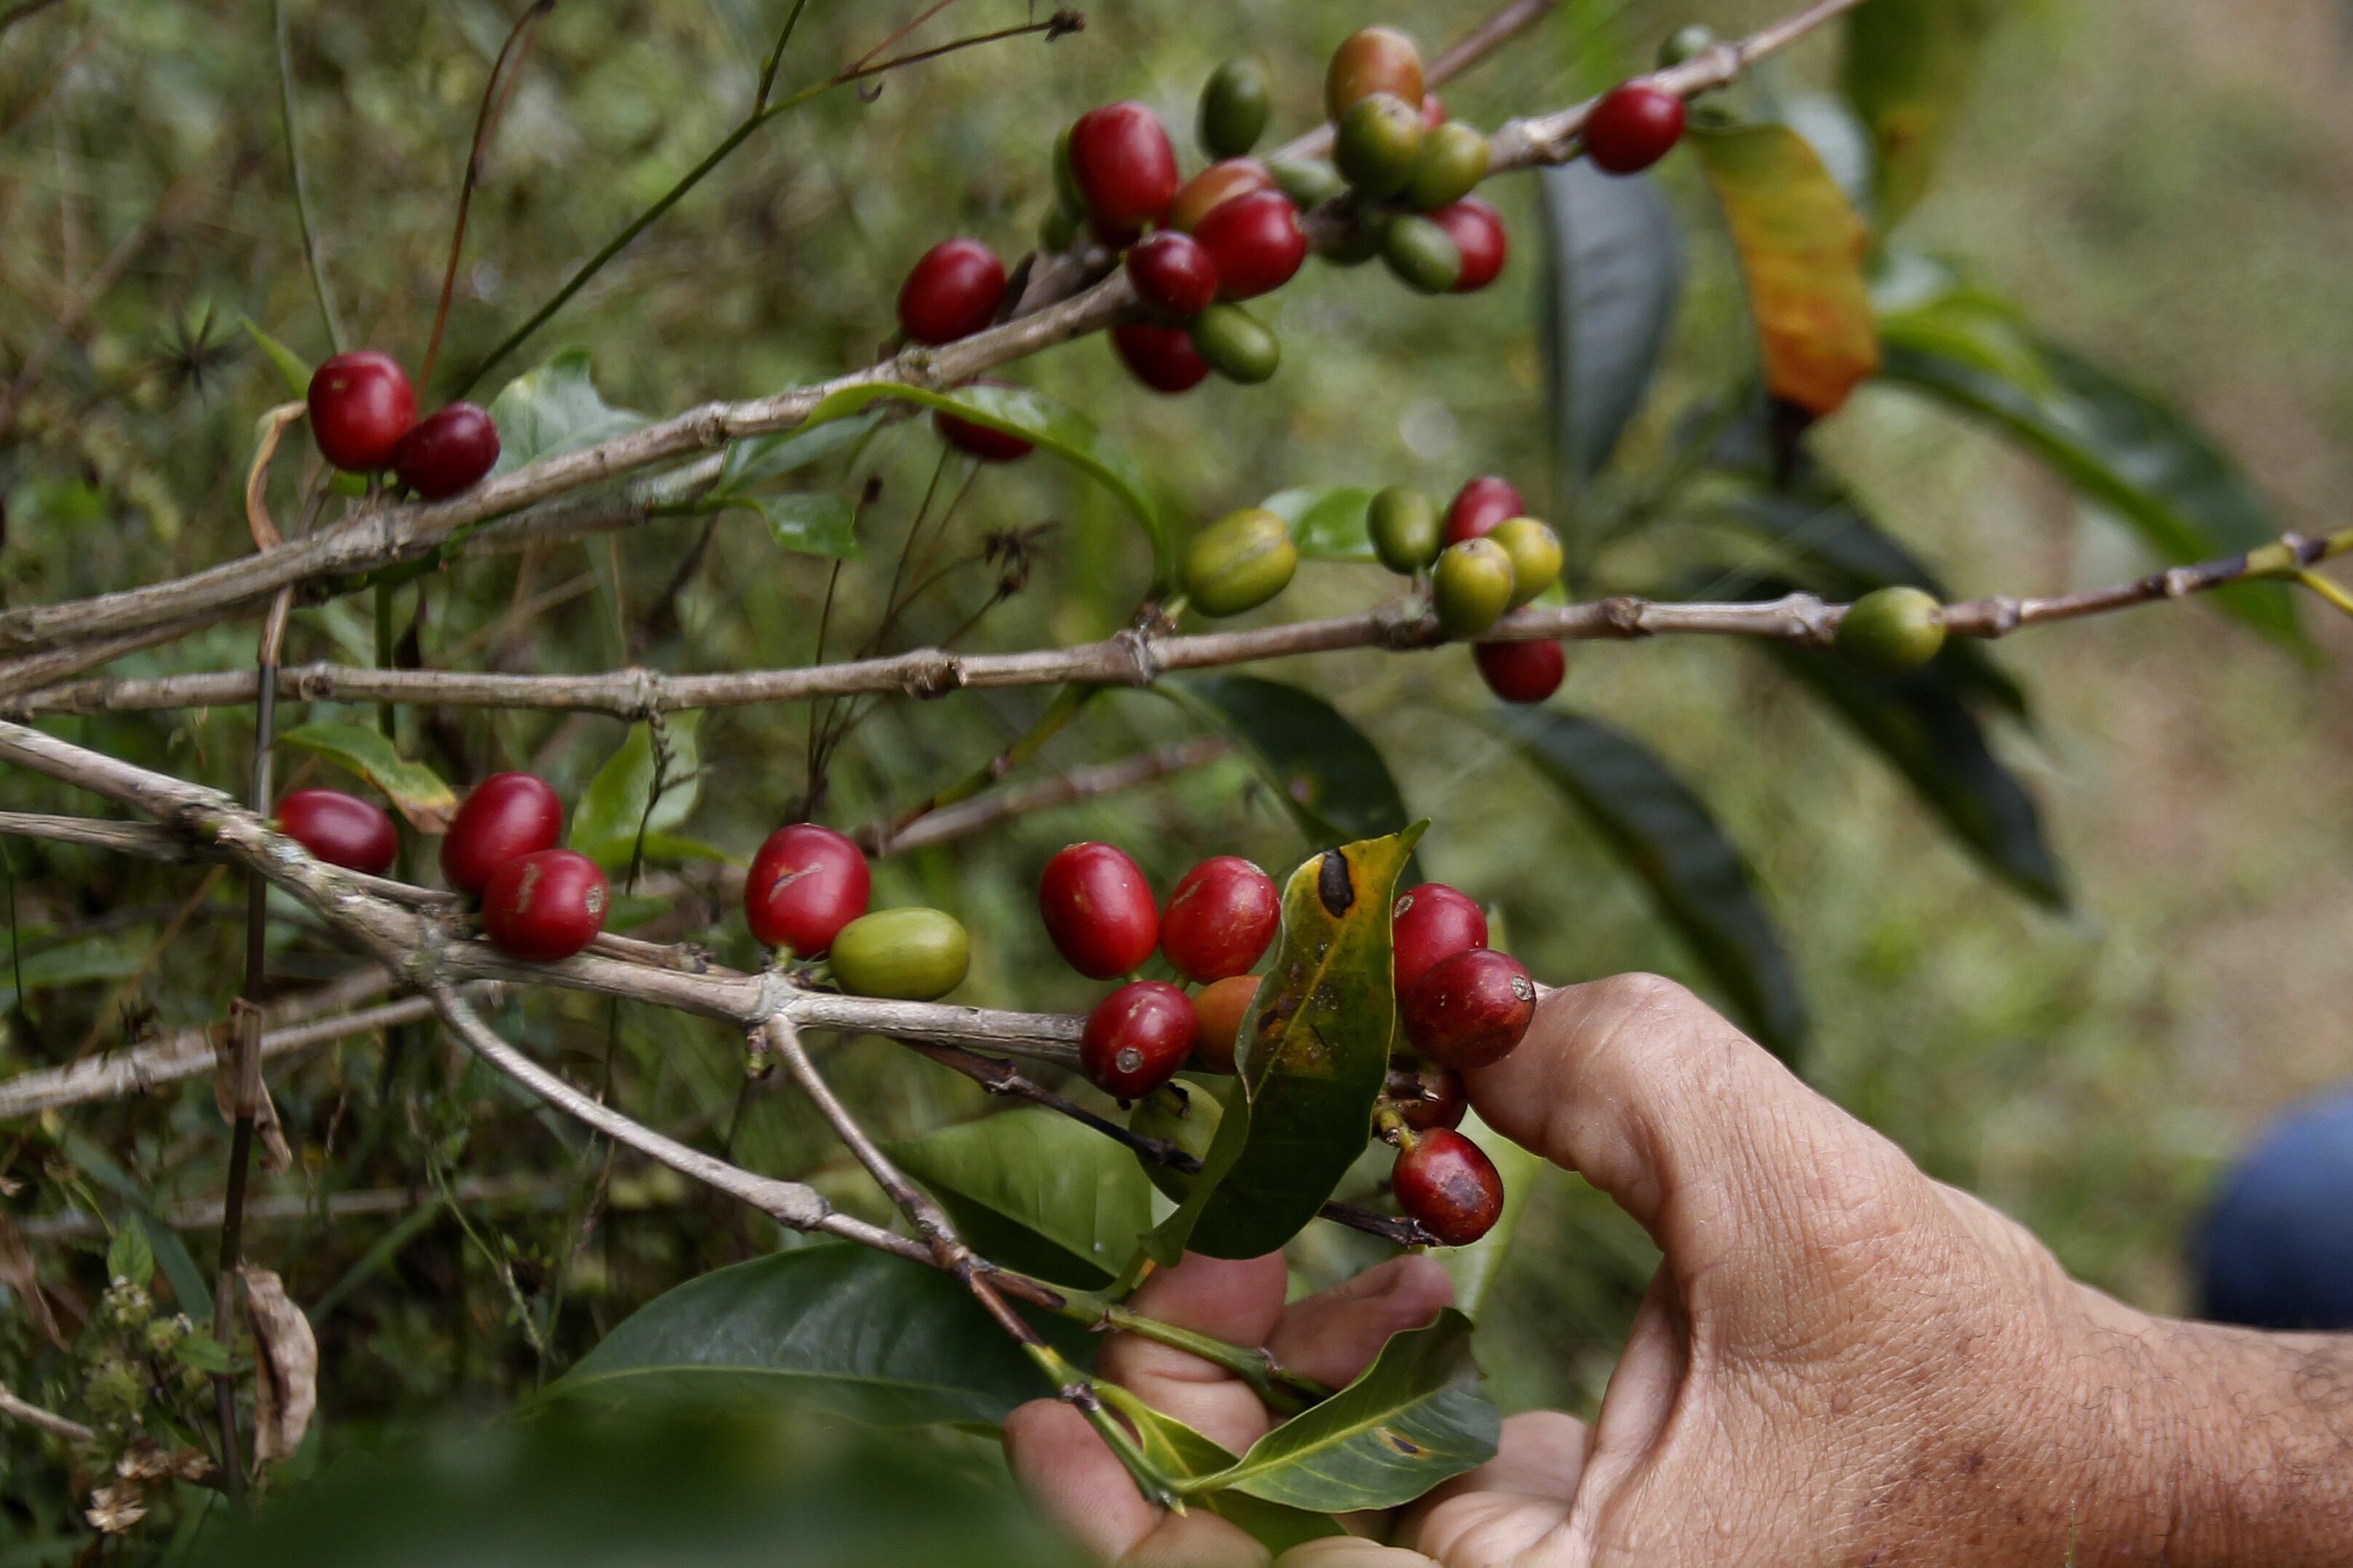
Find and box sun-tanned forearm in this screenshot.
[2153,1324,2353,1564]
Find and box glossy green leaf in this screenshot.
[550,1243,1081,1429]
[720,492,859,557]
[883,1109,1155,1290]
[1150,825,1424,1263]
[1840,0,2010,228]
[799,382,1171,588]
[487,350,648,478]
[1263,486,1376,562]
[1499,709,1807,1062]
[1171,675,1409,851]
[238,315,312,401]
[1191,1308,1498,1511]
[105,1215,153,1289]
[1092,1383,1344,1553]
[1435,1109,1546,1319]
[570,714,706,869]
[1688,121,1879,417]
[1539,160,1683,483]
[716,409,884,491]
[1877,287,2297,644]
[278,721,458,832]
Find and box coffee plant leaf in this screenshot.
[571,714,706,869]
[1262,486,1377,562]
[1840,0,2011,229]
[278,721,460,833]
[883,1107,1157,1290]
[486,350,649,478]
[1539,159,1684,484]
[1170,675,1410,852]
[1092,1382,1345,1553]
[715,408,886,492]
[726,492,859,557]
[238,315,312,401]
[1435,1109,1548,1319]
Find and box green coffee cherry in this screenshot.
[1334,92,1424,200]
[1317,216,1384,267]
[1657,23,1719,68]
[1182,507,1299,616]
[1198,59,1271,159]
[1368,485,1443,575]
[1268,157,1346,211]
[1488,515,1564,608]
[1189,303,1280,384]
[1405,121,1490,211]
[1835,585,1947,676]
[1129,1081,1226,1201]
[1432,538,1516,637]
[829,908,969,1001]
[1052,124,1087,217]
[1039,204,1078,252]
[1382,214,1462,294]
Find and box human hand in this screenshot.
[1007,974,2353,1566]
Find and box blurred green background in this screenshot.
[2,0,2350,1550]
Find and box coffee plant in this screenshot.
[0,0,2343,1560]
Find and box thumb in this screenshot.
[1464,973,1939,1330]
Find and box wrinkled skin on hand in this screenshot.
[1007,975,2353,1567]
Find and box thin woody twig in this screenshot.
[857,738,1231,856]
[0,1384,94,1444]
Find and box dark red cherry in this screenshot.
[1392,881,1488,995]
[1443,475,1526,545]
[1432,196,1508,293]
[1584,82,1685,175]
[481,848,609,962]
[1386,1059,1468,1132]
[1126,230,1221,320]
[1392,1127,1504,1246]
[745,822,871,957]
[1192,189,1307,301]
[897,238,1007,345]
[440,772,564,896]
[391,402,500,499]
[307,350,416,473]
[1475,640,1566,704]
[1039,842,1159,979]
[1160,855,1278,982]
[1402,947,1537,1069]
[1112,323,1211,393]
[1067,102,1181,232]
[1081,980,1198,1098]
[276,788,398,876]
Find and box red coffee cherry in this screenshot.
[1040,842,1159,979]
[1475,639,1566,704]
[1193,189,1307,301]
[1169,158,1276,233]
[1584,82,1686,175]
[1112,323,1211,393]
[1126,230,1221,320]
[1392,881,1488,994]
[1387,1059,1468,1132]
[1392,1127,1504,1246]
[307,350,416,473]
[897,238,1007,345]
[745,822,872,957]
[1160,855,1279,982]
[440,772,564,896]
[1432,197,1508,294]
[1081,980,1199,1099]
[1067,102,1181,233]
[1192,973,1261,1074]
[391,402,501,499]
[1421,92,1447,128]
[481,848,609,962]
[1403,947,1537,1069]
[1444,475,1526,545]
[276,788,398,876]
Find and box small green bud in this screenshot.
[1432,538,1517,637]
[1368,486,1443,575]
[1835,585,1947,675]
[1182,507,1299,616]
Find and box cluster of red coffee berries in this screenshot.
[305,351,500,499]
[1367,473,1569,704]
[742,821,970,1000]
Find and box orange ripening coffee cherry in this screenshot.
[307,350,416,473]
[745,822,870,957]
[1112,322,1211,393]
[897,238,1007,345]
[481,848,609,962]
[1475,639,1566,704]
[1039,842,1159,979]
[1068,101,1180,233]
[392,403,500,499]
[440,772,564,896]
[1392,881,1488,994]
[1432,196,1508,293]
[1082,980,1199,1099]
[1392,1127,1503,1245]
[1161,856,1278,982]
[1192,973,1260,1074]
[276,789,398,876]
[1192,189,1307,301]
[1443,474,1526,545]
[1584,82,1686,175]
[1169,158,1276,233]
[1403,947,1537,1069]
[1386,1059,1468,1132]
[1326,25,1424,121]
[1126,230,1221,320]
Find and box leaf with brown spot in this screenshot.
[239,1265,316,1464]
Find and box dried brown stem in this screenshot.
[0,1384,94,1444]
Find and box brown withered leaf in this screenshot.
[118,1436,212,1483]
[0,1210,65,1348]
[238,1265,316,1463]
[86,1481,148,1533]
[212,1007,294,1174]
